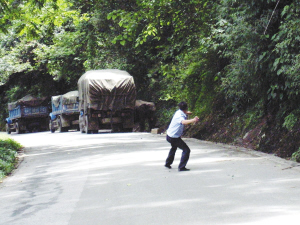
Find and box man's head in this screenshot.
[178,101,188,111]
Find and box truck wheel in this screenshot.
[49,121,55,133]
[16,122,21,134]
[80,125,85,133]
[122,128,133,133]
[79,115,85,133]
[111,124,121,133]
[6,124,11,134]
[85,116,91,134]
[58,117,67,132]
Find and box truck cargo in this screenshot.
[6,95,50,134]
[78,69,136,133]
[49,90,80,133]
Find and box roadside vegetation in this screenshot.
[1,0,300,161]
[0,134,22,180]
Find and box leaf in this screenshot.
[120,40,126,46]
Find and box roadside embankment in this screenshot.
[0,132,23,181]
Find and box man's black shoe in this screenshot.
[165,165,172,169]
[179,167,190,171]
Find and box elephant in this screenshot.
[135,100,157,132]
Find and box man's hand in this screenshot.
[193,116,199,123]
[182,116,200,125]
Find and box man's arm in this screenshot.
[181,116,199,125]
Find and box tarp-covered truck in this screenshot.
[78,69,136,134]
[6,95,50,134]
[49,91,80,133]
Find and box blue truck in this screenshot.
[49,91,80,133]
[6,95,50,134]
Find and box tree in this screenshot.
[214,0,293,115]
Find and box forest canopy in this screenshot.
[1,0,300,159]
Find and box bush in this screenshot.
[0,137,22,180]
[291,148,300,162]
[283,113,298,131]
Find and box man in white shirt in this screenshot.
[165,101,199,171]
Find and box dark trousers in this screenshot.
[165,135,191,169]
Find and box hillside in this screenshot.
[183,111,300,161]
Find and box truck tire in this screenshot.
[58,117,67,132]
[16,122,21,134]
[6,124,11,134]
[80,125,85,133]
[49,121,55,133]
[85,116,91,134]
[122,128,133,133]
[79,115,85,133]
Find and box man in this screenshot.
[165,101,199,171]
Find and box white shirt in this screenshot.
[167,110,187,138]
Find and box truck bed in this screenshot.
[9,106,49,120]
[51,103,79,116]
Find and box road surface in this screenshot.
[1,131,300,225]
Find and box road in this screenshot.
[1,131,300,225]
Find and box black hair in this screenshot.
[178,101,188,111]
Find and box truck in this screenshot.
[49,90,80,133]
[78,69,136,134]
[6,95,50,134]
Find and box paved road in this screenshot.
[1,131,300,225]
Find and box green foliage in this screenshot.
[0,138,22,179]
[272,2,300,102]
[0,138,22,154]
[104,0,214,99]
[0,0,85,38]
[283,112,298,131]
[291,148,300,162]
[215,1,273,111]
[242,101,264,131]
[0,33,33,84]
[155,102,177,127]
[1,0,217,108]
[152,37,219,116]
[34,29,86,82]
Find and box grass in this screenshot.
[0,133,10,140]
[0,133,22,181]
